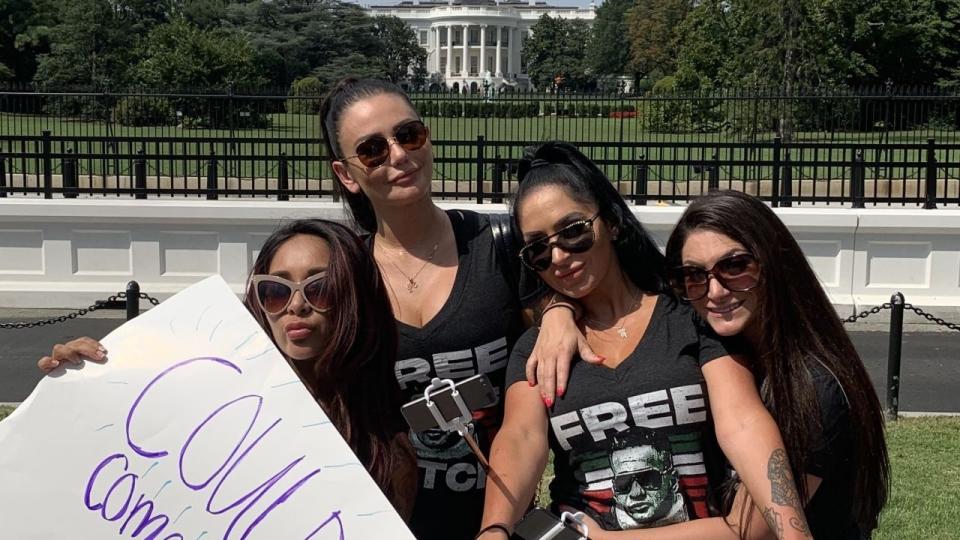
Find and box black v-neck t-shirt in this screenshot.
[391,210,525,539]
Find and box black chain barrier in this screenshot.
[0,282,160,330]
[842,301,960,332]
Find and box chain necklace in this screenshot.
[379,241,440,293]
[583,287,642,339]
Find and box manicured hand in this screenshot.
[527,307,602,406]
[37,337,107,373]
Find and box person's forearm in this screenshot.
[479,426,548,538]
[715,409,809,540]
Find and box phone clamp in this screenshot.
[512,510,589,540]
[423,377,490,469]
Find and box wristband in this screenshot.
[541,293,583,321]
[476,523,511,538]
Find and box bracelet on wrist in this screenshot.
[476,523,511,538]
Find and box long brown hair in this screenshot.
[244,219,408,504]
[319,76,420,233]
[665,191,889,531]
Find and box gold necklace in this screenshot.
[584,287,641,339]
[379,241,440,293]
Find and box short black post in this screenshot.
[476,135,485,204]
[491,153,503,204]
[0,148,6,198]
[885,292,905,421]
[924,138,937,209]
[63,148,78,199]
[206,150,219,200]
[42,130,52,199]
[125,281,141,321]
[781,149,793,207]
[708,151,719,191]
[134,148,147,200]
[633,154,648,205]
[771,137,782,207]
[851,148,865,208]
[278,152,289,202]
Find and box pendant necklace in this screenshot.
[584,287,641,339]
[380,241,440,293]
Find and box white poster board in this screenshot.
[0,276,414,540]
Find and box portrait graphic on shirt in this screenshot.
[608,430,688,528]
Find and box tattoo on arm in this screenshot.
[762,507,784,538]
[766,448,812,537]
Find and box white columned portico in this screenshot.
[445,24,452,78]
[462,24,469,75]
[480,25,487,75]
[495,26,502,77]
[507,26,515,77]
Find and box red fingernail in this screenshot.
[528,380,535,387]
[597,355,606,361]
[544,397,554,407]
[557,387,565,397]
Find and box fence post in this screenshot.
[63,147,78,199]
[0,146,6,198]
[771,136,782,207]
[207,150,219,201]
[633,154,648,205]
[781,148,793,207]
[492,153,503,204]
[851,148,865,209]
[42,130,52,199]
[476,135,485,205]
[885,292,905,421]
[924,138,937,209]
[134,148,147,200]
[278,152,289,202]
[125,281,141,321]
[708,151,720,191]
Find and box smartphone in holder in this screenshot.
[401,374,498,432]
[511,508,588,540]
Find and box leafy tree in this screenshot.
[0,0,57,84]
[373,15,427,87]
[133,20,265,91]
[522,15,595,91]
[626,0,692,83]
[587,0,634,78]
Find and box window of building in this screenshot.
[455,56,462,74]
[470,56,479,75]
[440,55,447,70]
[453,28,462,45]
[487,56,494,72]
[469,27,480,45]
[420,30,428,45]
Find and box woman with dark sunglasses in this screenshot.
[320,78,592,539]
[479,142,810,540]
[656,190,889,539]
[38,219,418,521]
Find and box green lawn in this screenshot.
[0,405,12,421]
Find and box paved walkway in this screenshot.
[1,315,958,413]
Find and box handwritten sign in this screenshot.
[0,276,414,540]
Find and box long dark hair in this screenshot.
[512,141,671,296]
[665,190,889,530]
[243,219,408,504]
[319,76,420,233]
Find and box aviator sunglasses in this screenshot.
[250,273,331,315]
[670,253,761,301]
[519,213,600,272]
[340,120,429,169]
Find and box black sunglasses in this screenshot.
[612,469,664,493]
[341,120,429,169]
[670,253,761,301]
[250,273,331,315]
[518,213,600,272]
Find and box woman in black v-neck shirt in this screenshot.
[320,79,589,539]
[664,191,889,539]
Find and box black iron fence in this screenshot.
[1,132,959,207]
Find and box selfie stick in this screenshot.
[422,377,490,469]
[513,510,589,540]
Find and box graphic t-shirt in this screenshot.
[393,210,525,540]
[795,360,860,539]
[507,296,730,531]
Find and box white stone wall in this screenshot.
[2,200,959,318]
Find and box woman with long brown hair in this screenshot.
[39,219,418,519]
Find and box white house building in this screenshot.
[366,0,596,92]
